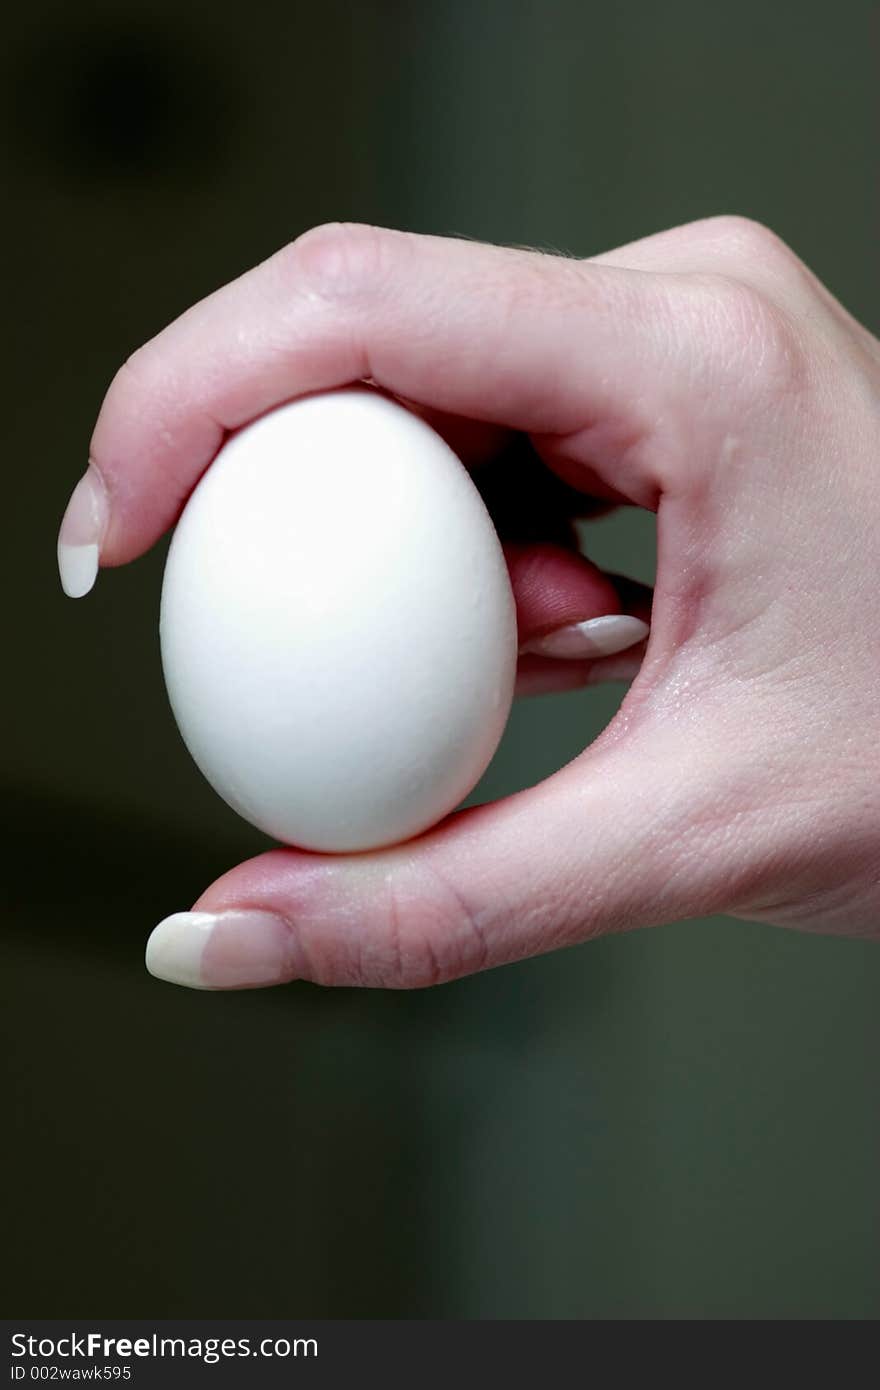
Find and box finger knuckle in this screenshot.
[375,864,489,990]
[695,213,797,270]
[688,271,807,398]
[96,348,170,437]
[285,220,396,301]
[115,345,159,398]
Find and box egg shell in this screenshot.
[160,386,517,852]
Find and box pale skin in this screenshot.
[58,215,880,989]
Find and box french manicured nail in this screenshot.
[145,910,292,990]
[520,614,649,659]
[57,465,109,598]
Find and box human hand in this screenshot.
[58,216,880,989]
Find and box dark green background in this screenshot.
[3,0,877,1317]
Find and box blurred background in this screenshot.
[3,0,878,1318]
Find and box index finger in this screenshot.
[60,222,681,591]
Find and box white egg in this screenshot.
[160,386,517,851]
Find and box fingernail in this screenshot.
[145,909,292,990]
[520,614,649,659]
[57,464,109,598]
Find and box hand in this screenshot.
[58,217,880,989]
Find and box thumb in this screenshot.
[144,707,738,991]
